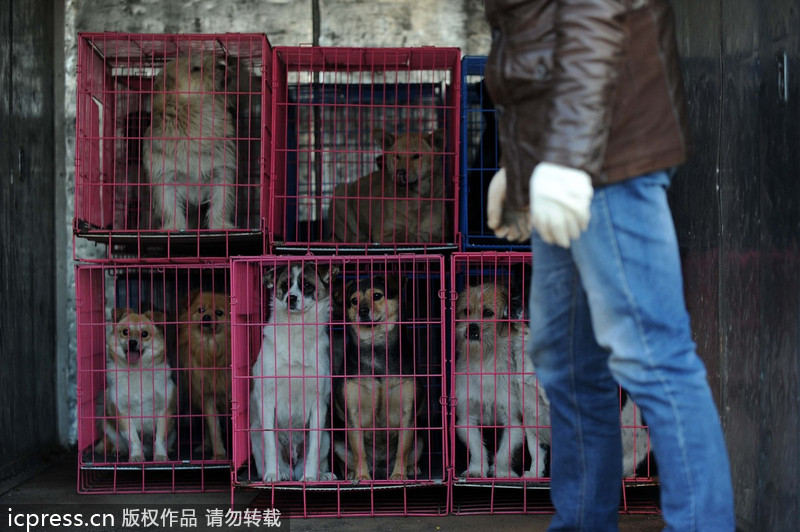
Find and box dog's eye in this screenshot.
[121,328,129,337]
[373,293,384,301]
[303,282,314,292]
[141,331,149,339]
[411,154,420,160]
[192,65,201,73]
[483,309,495,318]
[198,306,206,314]
[350,297,358,306]
[215,309,224,317]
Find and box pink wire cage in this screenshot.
[448,252,658,515]
[76,261,233,493]
[74,33,271,260]
[268,46,461,253]
[230,254,449,517]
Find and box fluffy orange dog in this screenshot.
[179,290,231,460]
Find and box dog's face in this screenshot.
[185,290,230,341]
[155,53,228,97]
[455,283,510,348]
[375,129,445,188]
[264,264,340,313]
[344,275,402,330]
[107,309,166,367]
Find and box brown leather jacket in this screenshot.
[483,0,690,211]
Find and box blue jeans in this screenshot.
[529,171,734,531]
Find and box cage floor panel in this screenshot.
[78,464,231,494]
[244,483,449,518]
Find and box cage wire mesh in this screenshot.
[230,255,449,516]
[269,47,460,251]
[75,262,233,493]
[74,33,270,259]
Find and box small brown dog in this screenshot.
[327,129,450,244]
[332,275,423,480]
[178,290,231,460]
[96,309,176,462]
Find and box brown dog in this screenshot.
[178,290,231,460]
[332,275,423,480]
[96,309,176,462]
[327,129,450,244]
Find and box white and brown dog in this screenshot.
[327,129,450,244]
[96,309,176,462]
[145,53,238,230]
[249,263,339,482]
[454,282,550,478]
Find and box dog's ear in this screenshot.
[382,274,406,300]
[262,267,278,290]
[373,128,395,150]
[112,307,135,323]
[320,264,340,286]
[429,128,446,151]
[144,310,167,333]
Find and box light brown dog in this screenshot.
[332,275,423,481]
[178,290,231,460]
[145,53,238,230]
[96,309,176,462]
[327,129,450,244]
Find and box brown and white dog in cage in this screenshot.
[454,282,550,478]
[145,53,239,231]
[178,290,231,460]
[250,264,339,482]
[96,309,177,462]
[327,129,450,244]
[332,275,423,481]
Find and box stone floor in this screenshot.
[0,452,665,532]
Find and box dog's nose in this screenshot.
[358,306,371,320]
[395,169,407,185]
[288,295,298,308]
[128,339,139,351]
[467,324,481,341]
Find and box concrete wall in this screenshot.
[62,0,491,443]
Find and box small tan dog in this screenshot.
[327,129,450,244]
[454,282,550,478]
[96,309,176,462]
[178,290,231,460]
[145,53,237,230]
[332,275,423,481]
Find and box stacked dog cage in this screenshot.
[268,46,461,253]
[459,56,529,250]
[73,32,271,493]
[74,33,270,258]
[230,255,448,516]
[448,252,657,514]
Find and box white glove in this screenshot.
[486,167,532,242]
[529,162,593,248]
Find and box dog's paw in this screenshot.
[461,465,486,478]
[493,467,519,479]
[317,472,336,481]
[154,453,169,462]
[129,453,145,463]
[389,472,408,481]
[522,470,544,479]
[213,451,228,461]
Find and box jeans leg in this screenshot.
[529,234,622,532]
[572,171,735,532]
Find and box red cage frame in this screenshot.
[230,255,449,517]
[449,252,658,515]
[76,261,234,493]
[269,46,461,253]
[74,33,271,260]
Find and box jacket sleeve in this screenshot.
[540,0,628,175]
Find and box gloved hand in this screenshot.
[486,167,532,242]
[529,162,593,248]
